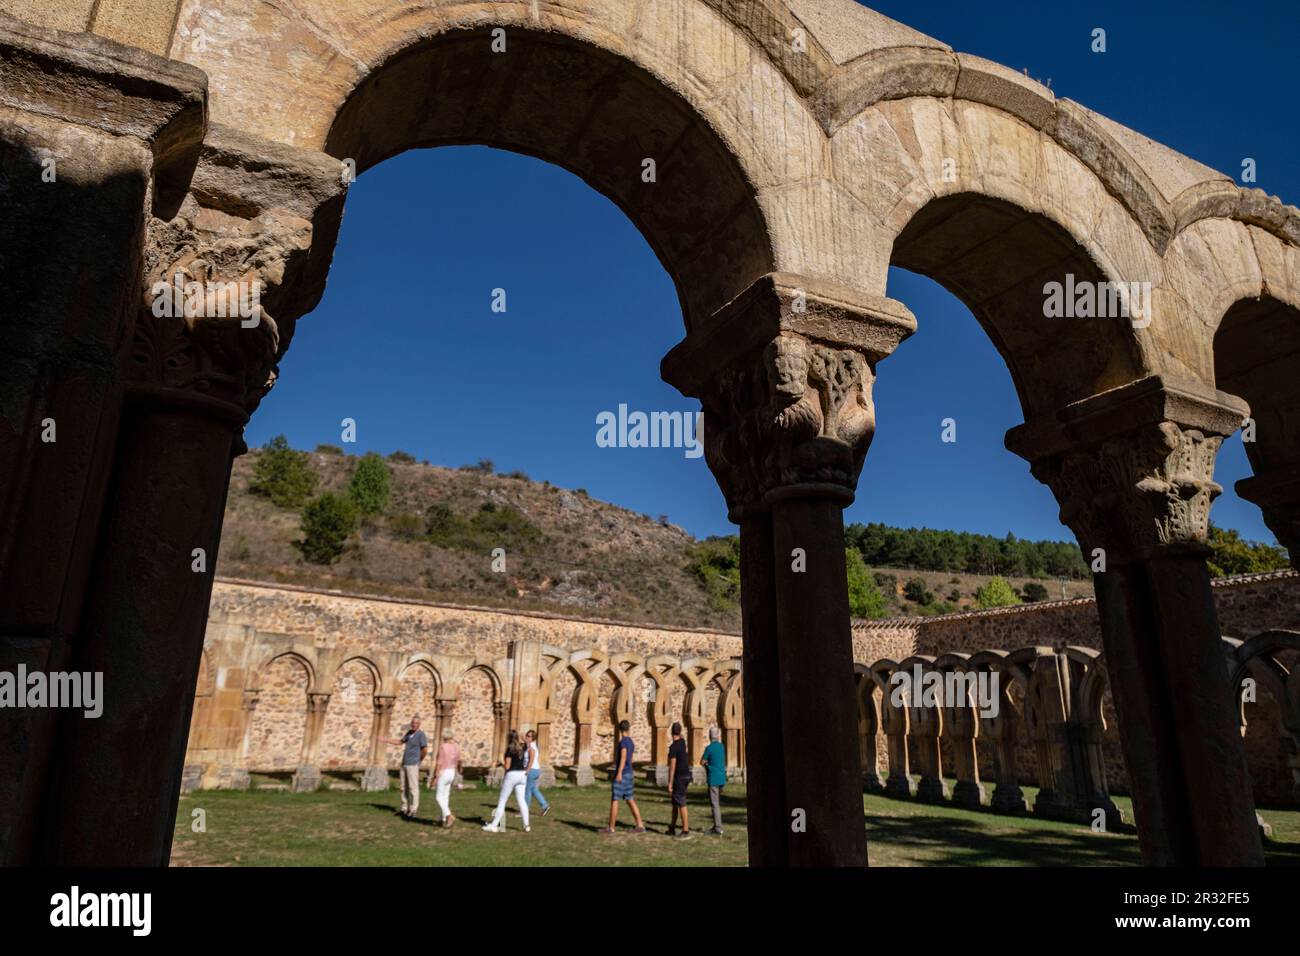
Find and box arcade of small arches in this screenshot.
[182,623,1300,836]
[4,0,1300,867]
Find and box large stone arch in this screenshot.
[244,652,314,772]
[1214,291,1300,564]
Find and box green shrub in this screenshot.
[424,501,542,552]
[296,493,358,564]
[315,444,344,456]
[975,576,1021,609]
[250,435,318,508]
[347,453,391,517]
[686,536,741,609]
[903,577,933,605]
[1206,524,1290,577]
[1022,581,1050,602]
[846,549,888,618]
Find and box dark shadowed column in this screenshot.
[737,512,786,865]
[770,496,867,864]
[1009,376,1264,866]
[0,16,206,864]
[663,272,915,867]
[36,202,316,865]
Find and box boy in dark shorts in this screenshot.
[599,719,645,834]
[666,721,692,839]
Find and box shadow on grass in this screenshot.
[865,812,1141,866]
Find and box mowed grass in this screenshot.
[170,778,1300,867]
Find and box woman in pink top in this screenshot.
[433,730,462,828]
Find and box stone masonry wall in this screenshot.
[186,572,1299,806]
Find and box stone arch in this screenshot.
[1227,631,1300,801]
[318,657,378,770]
[1213,293,1300,562]
[246,648,318,696]
[390,660,440,765]
[451,665,500,770]
[320,21,778,332]
[243,652,313,772]
[887,191,1147,418]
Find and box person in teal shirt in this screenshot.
[700,725,727,835]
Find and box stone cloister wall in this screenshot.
[185,572,1300,809]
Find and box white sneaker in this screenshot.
[524,826,531,833]
[482,823,499,832]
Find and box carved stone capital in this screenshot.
[1008,377,1248,565]
[128,199,313,419]
[662,273,915,520]
[492,701,509,720]
[373,694,398,714]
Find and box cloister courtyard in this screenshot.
[170,780,1300,868]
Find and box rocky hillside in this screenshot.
[216,447,740,630]
[215,445,1109,629]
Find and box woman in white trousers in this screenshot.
[483,730,530,832]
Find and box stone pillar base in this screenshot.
[645,764,668,786]
[951,779,985,808]
[862,771,884,793]
[485,768,504,788]
[538,767,556,787]
[885,773,912,798]
[915,776,948,803]
[564,766,595,786]
[990,785,1028,814]
[1258,813,1273,840]
[727,767,746,784]
[180,765,204,794]
[690,766,705,786]
[361,766,390,791]
[291,766,322,793]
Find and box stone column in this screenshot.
[980,670,1027,814]
[876,669,913,798]
[0,15,206,865]
[906,676,948,803]
[292,692,330,792]
[534,720,556,787]
[648,679,671,786]
[1007,376,1265,865]
[363,695,396,792]
[486,700,510,787]
[939,662,984,808]
[35,191,320,864]
[572,721,595,786]
[858,676,884,792]
[662,273,915,867]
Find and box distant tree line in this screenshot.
[845,522,1089,579]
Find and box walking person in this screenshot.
[700,724,727,835]
[598,720,645,834]
[523,729,551,817]
[483,730,530,833]
[665,722,692,839]
[433,728,463,829]
[384,715,428,819]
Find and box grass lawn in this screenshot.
[170,777,1300,867]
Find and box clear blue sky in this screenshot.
[248,0,1297,545]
